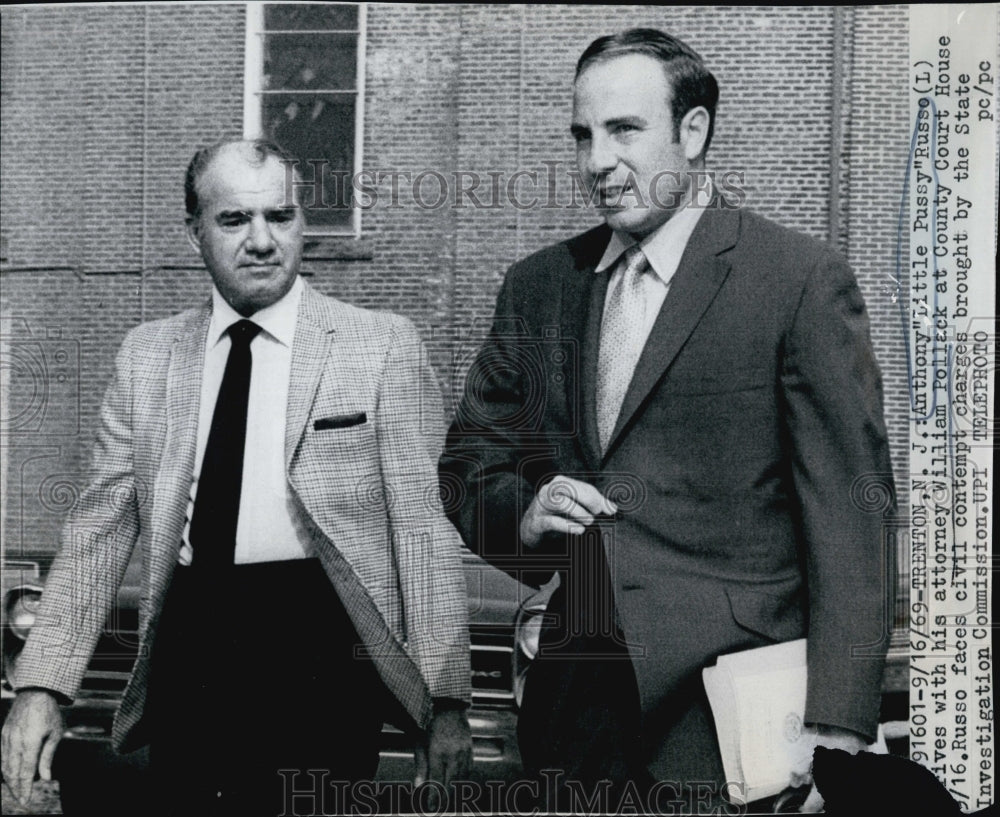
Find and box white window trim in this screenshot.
[243,1,366,238]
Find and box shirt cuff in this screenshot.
[14,686,71,706]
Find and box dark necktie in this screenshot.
[188,319,262,573]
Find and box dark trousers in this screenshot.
[518,620,648,812]
[145,558,386,817]
[517,529,650,813]
[517,542,747,816]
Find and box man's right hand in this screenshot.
[1,689,64,805]
[519,475,618,548]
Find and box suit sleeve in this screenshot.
[11,332,141,701]
[780,255,896,742]
[439,272,553,585]
[375,316,471,705]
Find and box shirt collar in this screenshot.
[595,192,708,288]
[208,275,303,349]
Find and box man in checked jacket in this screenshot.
[2,139,472,816]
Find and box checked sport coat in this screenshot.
[13,280,471,751]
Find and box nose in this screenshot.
[583,132,618,178]
[245,214,276,254]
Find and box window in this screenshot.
[244,3,366,236]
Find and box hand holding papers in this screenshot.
[703,639,887,805]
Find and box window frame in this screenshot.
[243,2,367,239]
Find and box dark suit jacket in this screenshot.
[441,206,895,779]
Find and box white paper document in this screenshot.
[703,639,887,803]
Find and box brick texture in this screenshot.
[2,5,913,607]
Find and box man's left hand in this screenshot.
[791,724,867,812]
[413,709,472,799]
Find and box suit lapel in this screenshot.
[603,207,741,459]
[578,272,610,470]
[149,304,210,583]
[285,283,337,469]
[559,225,611,471]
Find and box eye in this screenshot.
[614,123,639,135]
[268,209,298,225]
[216,212,250,228]
[570,127,590,144]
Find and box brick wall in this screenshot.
[2,4,911,573]
[841,7,912,622]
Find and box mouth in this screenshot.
[239,262,281,272]
[594,186,629,208]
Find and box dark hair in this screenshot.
[576,28,719,155]
[184,138,298,220]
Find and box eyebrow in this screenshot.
[605,115,648,129]
[570,115,648,137]
[214,206,298,221]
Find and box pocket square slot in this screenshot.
[314,412,367,430]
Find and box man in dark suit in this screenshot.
[440,29,894,813]
[2,139,471,815]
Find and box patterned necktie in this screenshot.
[189,319,262,573]
[596,246,650,452]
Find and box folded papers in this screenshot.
[703,639,887,804]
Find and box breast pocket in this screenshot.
[303,416,379,474]
[314,411,367,430]
[296,419,381,513]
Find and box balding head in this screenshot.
[185,139,299,223]
[184,139,304,316]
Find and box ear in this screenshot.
[185,216,202,255]
[678,106,710,162]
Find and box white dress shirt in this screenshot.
[596,198,706,348]
[179,276,311,565]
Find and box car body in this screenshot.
[1,549,535,813]
[2,548,908,813]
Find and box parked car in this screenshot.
[2,548,908,814]
[1,548,534,813]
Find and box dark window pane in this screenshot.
[263,93,356,230]
[263,32,356,90]
[264,4,357,31]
